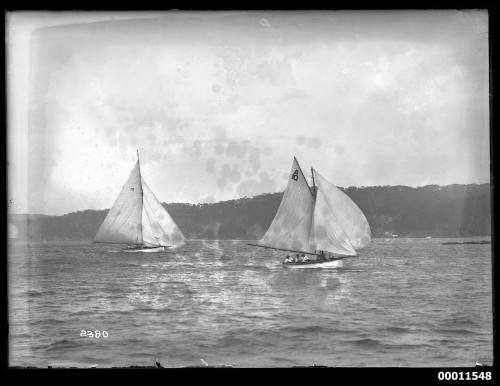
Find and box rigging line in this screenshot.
[248,243,320,256]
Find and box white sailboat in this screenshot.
[93,151,186,253]
[250,157,371,268]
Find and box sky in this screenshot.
[7,10,490,215]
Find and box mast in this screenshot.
[311,167,317,197]
[309,167,317,253]
[137,149,144,246]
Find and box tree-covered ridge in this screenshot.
[9,184,491,241]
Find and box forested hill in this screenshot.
[8,184,491,241]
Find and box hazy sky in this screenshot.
[7,11,489,215]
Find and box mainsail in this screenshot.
[258,157,315,253]
[94,161,143,245]
[94,155,185,248]
[256,157,371,256]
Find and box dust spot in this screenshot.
[249,152,261,173]
[215,143,225,155]
[217,177,227,189]
[214,125,227,140]
[193,140,202,156]
[225,141,246,158]
[221,163,241,183]
[334,144,346,154]
[310,138,321,149]
[296,136,306,145]
[260,17,271,28]
[206,158,216,174]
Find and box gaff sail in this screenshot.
[257,157,315,253]
[255,157,371,257]
[93,154,185,248]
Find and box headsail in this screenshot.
[313,169,371,249]
[258,157,315,253]
[311,173,358,256]
[94,161,143,245]
[141,178,186,248]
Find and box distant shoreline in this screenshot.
[7,184,491,242]
[7,236,493,246]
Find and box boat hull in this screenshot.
[283,259,344,269]
[122,246,167,253]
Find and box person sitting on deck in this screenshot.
[301,254,309,263]
[294,254,300,263]
[284,255,292,263]
[317,251,326,261]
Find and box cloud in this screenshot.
[17,11,489,214]
[236,171,276,197]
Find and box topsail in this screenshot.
[94,155,185,248]
[256,157,371,256]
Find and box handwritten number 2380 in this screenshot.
[80,330,108,338]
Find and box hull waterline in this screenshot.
[283,259,344,269]
[122,246,167,253]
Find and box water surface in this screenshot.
[8,237,493,367]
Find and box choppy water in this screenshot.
[8,238,492,367]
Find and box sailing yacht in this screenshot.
[93,151,186,253]
[250,157,371,268]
